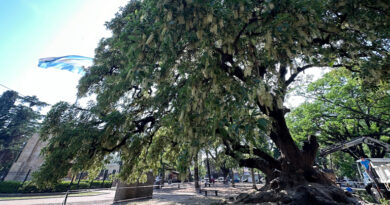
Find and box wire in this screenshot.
[0,83,12,91]
[0,82,52,106]
[0,83,26,98]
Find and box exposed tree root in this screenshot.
[233,182,361,205]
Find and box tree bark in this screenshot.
[188,167,193,182]
[219,93,334,190]
[251,168,256,189]
[267,107,304,171]
[194,153,200,189]
[161,158,165,187]
[221,163,230,184]
[256,98,333,185]
[230,168,235,188]
[222,137,281,180]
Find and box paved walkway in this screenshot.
[0,190,115,205]
[0,182,256,205]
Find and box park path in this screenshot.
[0,182,255,205]
[0,189,115,205]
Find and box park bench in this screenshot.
[199,189,218,196]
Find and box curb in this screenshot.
[0,191,109,201]
[0,188,114,197]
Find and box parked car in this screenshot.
[154,176,163,188]
[230,178,240,183]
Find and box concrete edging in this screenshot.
[0,188,114,197]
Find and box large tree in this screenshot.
[0,90,47,180]
[36,0,389,203]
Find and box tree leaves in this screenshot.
[287,68,390,158]
[36,0,390,184]
[0,91,47,178]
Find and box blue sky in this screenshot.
[0,0,128,105]
[0,0,324,108]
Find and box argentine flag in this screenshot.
[38,55,93,74]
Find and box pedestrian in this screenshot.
[360,156,371,173]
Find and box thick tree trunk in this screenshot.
[220,96,358,203]
[268,107,305,171]
[233,131,358,204]
[194,153,200,189]
[214,62,360,204]
[257,98,333,185]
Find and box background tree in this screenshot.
[287,68,390,159]
[36,0,389,203]
[331,152,358,180]
[0,90,47,180]
[207,144,237,182]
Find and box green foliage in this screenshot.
[287,68,390,159]
[331,152,358,179]
[380,198,390,205]
[36,0,390,186]
[86,163,105,182]
[0,91,47,178]
[0,181,20,193]
[355,190,376,204]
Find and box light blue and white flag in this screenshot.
[38,55,93,74]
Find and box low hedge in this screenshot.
[0,181,20,193]
[87,180,113,189]
[0,180,113,193]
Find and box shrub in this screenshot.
[69,181,89,190]
[88,180,112,188]
[19,182,44,193]
[103,181,113,188]
[53,182,69,192]
[0,181,21,193]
